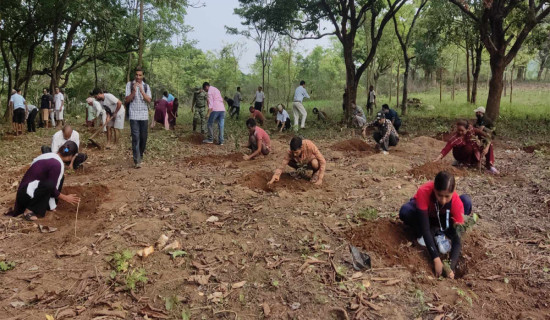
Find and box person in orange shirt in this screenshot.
[268,137,326,186]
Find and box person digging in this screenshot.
[243,118,271,161]
[268,136,326,186]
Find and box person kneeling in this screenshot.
[41,125,87,170]
[399,171,472,279]
[243,119,271,161]
[275,104,291,132]
[368,112,399,154]
[6,141,81,221]
[249,106,265,126]
[268,136,326,186]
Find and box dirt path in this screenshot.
[0,126,548,319]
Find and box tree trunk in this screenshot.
[1,36,13,121]
[439,68,442,103]
[485,55,506,121]
[286,37,292,108]
[50,22,59,92]
[503,72,507,96]
[516,65,525,81]
[137,0,144,68]
[471,44,482,104]
[401,58,409,115]
[509,64,514,104]
[396,61,400,109]
[537,58,546,80]
[466,46,471,103]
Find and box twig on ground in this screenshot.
[74,200,81,238]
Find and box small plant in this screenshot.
[0,261,16,272]
[413,289,429,316]
[125,268,148,291]
[357,207,378,221]
[107,249,147,291]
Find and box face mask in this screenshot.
[476,114,483,120]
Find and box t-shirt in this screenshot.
[254,91,265,103]
[413,181,464,225]
[41,94,53,109]
[167,93,174,102]
[54,93,64,110]
[51,130,80,152]
[233,91,242,107]
[93,100,103,117]
[368,90,376,103]
[207,86,225,112]
[277,109,290,122]
[86,103,96,121]
[253,127,271,149]
[385,108,400,124]
[251,109,265,122]
[10,93,26,110]
[27,104,37,112]
[103,93,124,114]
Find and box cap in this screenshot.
[473,106,485,114]
[376,112,385,120]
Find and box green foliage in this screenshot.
[125,268,148,291]
[0,261,16,272]
[106,249,147,291]
[109,249,134,273]
[169,250,187,259]
[357,207,378,221]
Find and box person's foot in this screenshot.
[202,139,213,144]
[135,162,142,169]
[417,236,426,247]
[218,142,224,146]
[382,151,388,155]
[24,212,38,221]
[487,166,499,174]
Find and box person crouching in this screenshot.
[243,118,271,161]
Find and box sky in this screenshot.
[184,0,333,74]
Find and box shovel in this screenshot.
[87,119,108,149]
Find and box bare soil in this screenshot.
[0,124,548,320]
[522,142,550,153]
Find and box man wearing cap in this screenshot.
[192,86,208,134]
[366,112,399,154]
[473,106,494,133]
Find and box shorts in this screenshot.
[107,109,125,129]
[13,109,25,124]
[55,109,64,120]
[49,109,55,122]
[42,109,49,121]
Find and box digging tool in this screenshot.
[86,118,109,149]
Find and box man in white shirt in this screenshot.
[293,80,310,130]
[93,88,125,146]
[26,104,38,132]
[366,85,376,116]
[276,104,291,132]
[42,125,87,169]
[251,86,265,112]
[53,87,65,127]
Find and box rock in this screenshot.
[206,216,219,223]
[156,234,169,249]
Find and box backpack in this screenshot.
[125,81,149,110]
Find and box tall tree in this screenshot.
[449,0,550,122]
[236,0,406,123]
[391,0,428,115]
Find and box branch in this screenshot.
[448,0,479,22]
[284,31,336,40]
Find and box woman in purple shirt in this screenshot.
[6,141,81,221]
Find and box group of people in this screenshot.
[8,87,64,135]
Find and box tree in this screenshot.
[236,0,406,123]
[449,0,550,122]
[391,0,428,115]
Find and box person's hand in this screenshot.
[242,155,250,161]
[60,194,81,205]
[434,257,443,277]
[433,154,443,162]
[314,178,323,186]
[448,270,455,279]
[267,175,279,185]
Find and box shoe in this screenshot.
[417,237,426,247]
[218,142,224,146]
[382,151,388,155]
[202,139,213,144]
[135,162,142,169]
[487,166,499,174]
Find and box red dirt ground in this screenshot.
[330,138,378,156]
[522,142,550,153]
[181,132,205,145]
[239,170,313,192]
[183,152,244,166]
[409,161,467,178]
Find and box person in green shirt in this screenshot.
[192,86,208,134]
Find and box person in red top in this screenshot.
[249,106,265,126]
[243,118,271,160]
[399,171,472,279]
[434,120,498,174]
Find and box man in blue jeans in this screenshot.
[202,82,226,145]
[125,68,152,168]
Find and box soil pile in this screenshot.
[56,185,107,216]
[331,139,377,155]
[349,219,430,272]
[434,131,454,142]
[184,152,244,166]
[181,132,205,145]
[408,162,466,178]
[522,143,550,153]
[240,170,311,192]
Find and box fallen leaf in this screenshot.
[169,250,187,258]
[351,272,363,279]
[156,234,169,249]
[136,246,155,258]
[188,274,210,285]
[261,303,271,317]
[385,279,401,286]
[10,301,25,308]
[163,240,181,251]
[45,315,55,320]
[232,281,246,289]
[361,280,371,288]
[206,216,219,223]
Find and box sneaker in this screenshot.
[487,166,499,174]
[202,139,213,144]
[417,236,426,247]
[382,151,389,155]
[218,142,224,146]
[134,162,142,169]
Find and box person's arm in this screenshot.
[304,88,310,99]
[125,82,136,104]
[446,226,461,278]
[245,139,263,161]
[139,83,151,103]
[113,99,122,116]
[268,153,291,184]
[417,210,443,276]
[379,123,391,151]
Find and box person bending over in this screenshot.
[434,120,498,174]
[312,107,328,123]
[249,106,265,126]
[399,171,472,279]
[41,125,87,170]
[381,104,402,132]
[367,112,399,154]
[268,136,326,186]
[276,104,291,132]
[351,103,366,128]
[243,118,271,161]
[6,141,81,221]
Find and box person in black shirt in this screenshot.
[40,88,53,128]
[381,104,402,132]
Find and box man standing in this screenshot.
[40,88,53,128]
[293,80,310,130]
[366,85,376,116]
[93,88,125,145]
[10,89,26,135]
[192,86,208,134]
[232,86,243,119]
[125,68,152,168]
[202,82,225,145]
[53,87,65,127]
[251,86,265,111]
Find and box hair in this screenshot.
[202,82,210,89]
[249,106,255,112]
[258,86,263,90]
[300,80,306,86]
[312,107,319,114]
[14,88,21,92]
[237,86,240,90]
[54,86,60,90]
[290,136,303,151]
[163,91,168,97]
[369,85,374,90]
[269,107,276,114]
[246,118,257,128]
[58,141,78,157]
[134,67,144,74]
[382,104,390,110]
[434,171,456,192]
[91,88,103,96]
[43,87,49,93]
[456,119,469,129]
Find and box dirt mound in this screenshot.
[184,152,244,166]
[240,170,313,192]
[349,219,430,272]
[522,143,550,153]
[433,131,454,142]
[181,132,205,145]
[56,185,108,220]
[331,139,377,155]
[408,162,467,179]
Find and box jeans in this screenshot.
[207,111,225,144]
[130,120,149,164]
